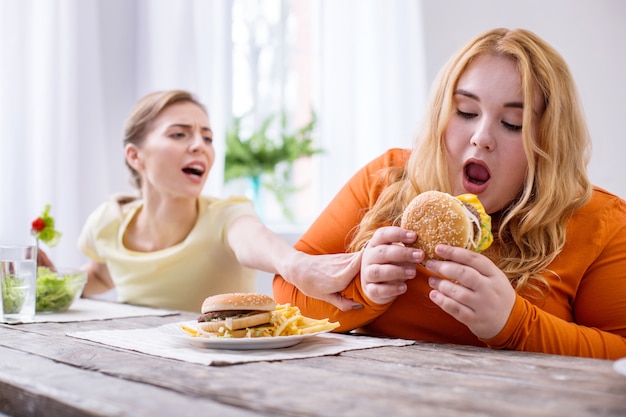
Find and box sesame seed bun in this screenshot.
[401,191,492,260]
[201,292,276,314]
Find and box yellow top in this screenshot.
[78,195,257,312]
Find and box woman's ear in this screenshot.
[125,144,143,171]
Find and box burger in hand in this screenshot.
[197,292,276,338]
[400,190,493,261]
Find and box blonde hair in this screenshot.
[348,28,592,295]
[122,90,208,191]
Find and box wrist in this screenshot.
[276,250,306,286]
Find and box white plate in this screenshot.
[157,320,328,350]
[613,357,626,376]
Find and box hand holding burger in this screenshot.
[400,191,493,261]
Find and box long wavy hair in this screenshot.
[348,28,592,295]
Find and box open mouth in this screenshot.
[182,164,205,177]
[465,162,490,185]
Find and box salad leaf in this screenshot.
[36,267,84,312]
[31,204,62,247]
[2,275,27,314]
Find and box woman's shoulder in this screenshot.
[584,186,626,215]
[354,148,411,182]
[85,196,141,227]
[197,195,257,222]
[198,194,254,210]
[372,148,411,169]
[572,186,626,238]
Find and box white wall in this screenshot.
[421,0,626,199]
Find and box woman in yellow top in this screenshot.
[273,28,626,359]
[78,90,361,312]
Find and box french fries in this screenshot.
[271,303,339,336]
[182,303,339,338]
[180,324,198,337]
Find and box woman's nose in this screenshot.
[189,133,207,152]
[470,119,496,151]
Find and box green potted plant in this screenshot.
[224,110,323,221]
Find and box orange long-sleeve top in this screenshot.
[273,148,626,359]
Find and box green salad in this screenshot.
[2,275,27,314]
[36,266,85,312]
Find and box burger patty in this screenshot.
[462,201,481,237]
[462,201,479,220]
[197,310,263,322]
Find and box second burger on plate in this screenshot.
[197,292,276,338]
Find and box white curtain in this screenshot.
[0,0,428,269]
[0,0,232,267]
[314,0,428,207]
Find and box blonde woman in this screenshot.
[78,90,361,312]
[273,28,626,359]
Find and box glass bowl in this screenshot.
[36,267,87,313]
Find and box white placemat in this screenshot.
[614,357,626,377]
[67,323,415,365]
[2,298,177,324]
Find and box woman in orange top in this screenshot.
[273,28,626,359]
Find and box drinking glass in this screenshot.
[0,245,37,323]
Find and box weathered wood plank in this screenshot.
[343,341,622,393]
[1,316,625,417]
[0,347,262,417]
[285,350,626,416]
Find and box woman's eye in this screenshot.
[170,132,186,139]
[203,136,213,143]
[456,109,476,119]
[502,121,522,132]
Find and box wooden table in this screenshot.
[1,311,625,417]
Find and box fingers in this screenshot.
[425,244,493,288]
[366,227,422,270]
[431,244,489,274]
[425,246,517,340]
[37,249,54,268]
[361,280,409,305]
[364,262,417,284]
[324,293,363,311]
[366,243,423,268]
[428,276,475,313]
[361,226,423,304]
[428,283,474,326]
[369,226,417,247]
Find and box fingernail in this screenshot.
[412,250,421,260]
[428,276,437,287]
[352,303,364,310]
[398,283,407,293]
[405,268,416,277]
[406,231,416,239]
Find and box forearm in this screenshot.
[227,215,297,277]
[483,295,626,359]
[81,261,114,297]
